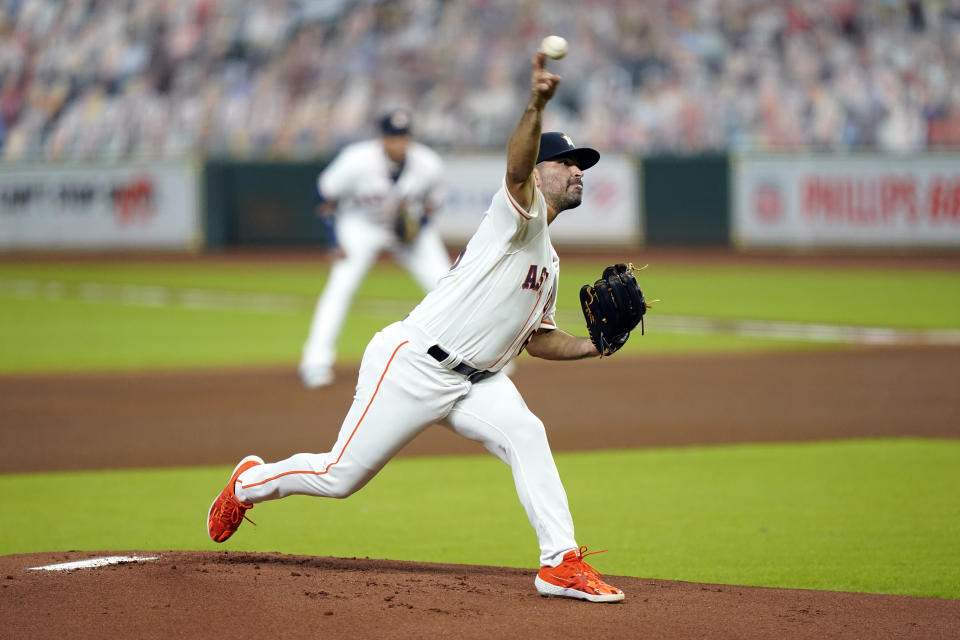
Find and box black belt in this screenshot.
[427,345,492,382]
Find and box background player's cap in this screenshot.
[379,108,413,136]
[536,132,600,169]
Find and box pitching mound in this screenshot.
[2,550,957,639]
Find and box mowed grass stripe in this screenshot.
[3,277,957,350]
[3,260,960,329]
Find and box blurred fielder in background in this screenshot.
[299,109,451,388]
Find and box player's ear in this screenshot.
[533,166,542,189]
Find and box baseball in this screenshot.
[540,35,568,60]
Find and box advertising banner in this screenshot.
[0,162,200,250]
[438,153,641,246]
[733,154,960,248]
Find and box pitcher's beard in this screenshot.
[551,190,582,213]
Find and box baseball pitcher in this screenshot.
[209,46,649,603]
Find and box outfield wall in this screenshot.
[642,154,729,245]
[0,161,202,250]
[200,154,641,249]
[3,153,959,251]
[438,153,641,246]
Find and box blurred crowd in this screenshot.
[1,0,959,162]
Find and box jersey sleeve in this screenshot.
[501,178,544,222]
[487,179,546,246]
[317,146,357,201]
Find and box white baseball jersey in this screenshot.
[242,173,579,569]
[405,180,559,371]
[318,139,444,225]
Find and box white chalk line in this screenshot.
[3,277,960,346]
[0,277,304,314]
[28,555,160,572]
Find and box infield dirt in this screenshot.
[1,346,959,638]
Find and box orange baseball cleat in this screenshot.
[534,546,625,603]
[206,455,264,543]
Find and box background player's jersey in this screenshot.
[318,139,444,225]
[405,180,559,371]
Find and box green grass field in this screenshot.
[2,260,959,372]
[1,259,959,598]
[1,440,957,598]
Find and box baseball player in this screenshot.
[299,108,452,388]
[209,49,626,603]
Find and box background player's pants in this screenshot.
[239,321,577,568]
[299,214,451,376]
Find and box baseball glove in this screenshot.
[393,203,420,244]
[580,263,648,357]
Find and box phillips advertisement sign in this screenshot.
[734,154,960,248]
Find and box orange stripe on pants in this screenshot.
[240,340,409,490]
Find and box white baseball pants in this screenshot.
[300,214,451,374]
[238,320,577,567]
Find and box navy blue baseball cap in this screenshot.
[536,132,600,169]
[379,108,413,136]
